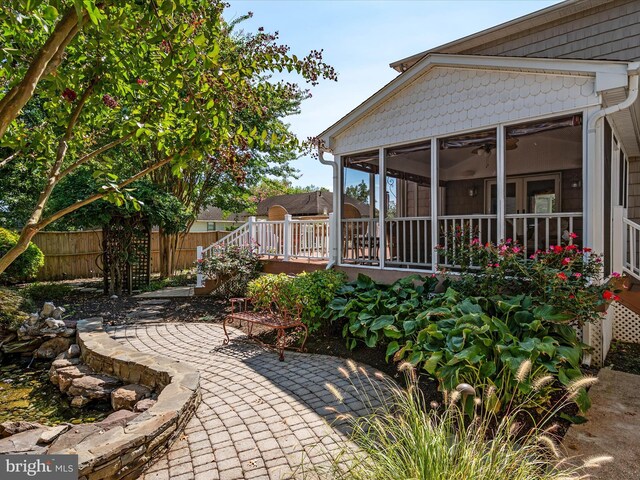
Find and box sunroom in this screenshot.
[319,54,640,276]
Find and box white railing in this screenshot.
[341,218,380,264]
[505,212,582,253]
[197,215,331,287]
[385,217,433,268]
[623,216,640,280]
[437,215,497,268]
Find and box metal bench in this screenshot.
[223,287,308,361]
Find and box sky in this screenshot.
[226,0,560,190]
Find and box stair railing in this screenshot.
[623,214,640,281]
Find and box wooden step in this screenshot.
[615,276,640,316]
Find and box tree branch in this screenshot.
[0,151,19,170]
[0,7,87,140]
[37,153,179,229]
[57,131,135,180]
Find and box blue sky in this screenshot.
[226,0,560,189]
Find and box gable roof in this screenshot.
[389,0,611,72]
[256,191,368,217]
[319,53,629,147]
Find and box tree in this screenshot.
[346,180,370,203]
[0,1,336,275]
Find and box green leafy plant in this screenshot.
[247,270,346,333]
[0,287,31,331]
[326,274,439,350]
[323,363,606,480]
[392,288,590,413]
[0,228,44,283]
[20,282,74,304]
[198,243,262,280]
[437,231,616,326]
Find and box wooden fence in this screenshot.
[31,230,227,281]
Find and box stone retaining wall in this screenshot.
[60,318,201,480]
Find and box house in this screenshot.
[256,190,369,221]
[313,0,640,364]
[190,206,246,233]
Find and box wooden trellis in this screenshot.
[102,215,151,295]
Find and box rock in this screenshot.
[28,313,40,326]
[111,295,118,299]
[0,428,48,454]
[37,424,69,444]
[67,374,121,400]
[134,398,156,412]
[67,344,81,358]
[51,306,65,320]
[0,421,44,439]
[34,337,73,359]
[40,302,56,318]
[45,318,66,329]
[61,328,76,338]
[97,410,138,430]
[52,364,94,392]
[1,338,43,354]
[70,395,89,407]
[63,319,77,329]
[111,384,151,411]
[48,425,103,453]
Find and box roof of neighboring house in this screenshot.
[256,191,369,217]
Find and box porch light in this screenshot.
[571,180,582,189]
[468,186,478,197]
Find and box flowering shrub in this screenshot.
[196,243,261,284]
[436,231,619,326]
[247,270,346,333]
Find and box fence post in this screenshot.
[283,214,292,261]
[612,206,624,275]
[196,245,203,288]
[328,213,334,261]
[248,216,256,245]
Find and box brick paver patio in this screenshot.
[107,323,388,480]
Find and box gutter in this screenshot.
[318,146,338,269]
[583,62,640,366]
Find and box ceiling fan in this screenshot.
[471,137,519,155]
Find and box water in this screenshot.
[0,360,111,426]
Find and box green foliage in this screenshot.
[0,287,31,331]
[198,244,261,296]
[0,228,44,283]
[326,274,439,350]
[327,366,600,480]
[392,289,589,413]
[437,232,614,325]
[20,282,74,304]
[247,270,346,333]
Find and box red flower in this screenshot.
[557,272,568,281]
[569,294,575,299]
[583,247,592,252]
[569,232,578,239]
[61,88,77,102]
[562,257,571,265]
[603,290,615,300]
[136,78,148,85]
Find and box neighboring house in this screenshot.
[256,190,369,220]
[314,0,640,365]
[190,207,246,232]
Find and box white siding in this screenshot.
[333,67,597,155]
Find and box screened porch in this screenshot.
[339,114,584,270]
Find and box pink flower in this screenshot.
[612,272,621,278]
[573,272,582,278]
[529,254,537,259]
[562,257,571,265]
[512,246,521,254]
[569,232,578,239]
[505,238,512,244]
[471,238,480,245]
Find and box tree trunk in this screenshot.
[0,226,38,275]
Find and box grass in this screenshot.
[19,282,74,304]
[318,361,609,480]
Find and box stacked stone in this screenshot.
[1,302,76,359]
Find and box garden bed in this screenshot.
[605,341,640,375]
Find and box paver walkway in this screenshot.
[107,323,389,480]
[563,368,640,479]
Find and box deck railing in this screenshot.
[623,216,640,280]
[505,212,582,253]
[197,215,332,285]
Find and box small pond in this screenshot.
[0,359,111,426]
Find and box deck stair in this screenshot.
[194,215,331,295]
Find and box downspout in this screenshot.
[318,146,338,269]
[583,62,639,366]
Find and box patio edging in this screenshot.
[57,318,201,480]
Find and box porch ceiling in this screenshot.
[604,89,640,157]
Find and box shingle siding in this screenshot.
[460,0,640,62]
